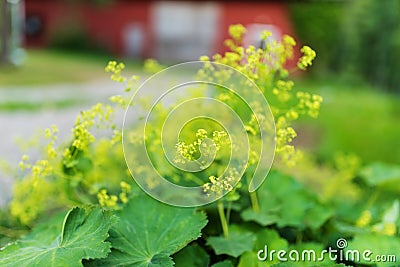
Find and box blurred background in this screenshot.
[0,0,399,205]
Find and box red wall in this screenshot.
[25,1,298,62]
[25,1,151,56]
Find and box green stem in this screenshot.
[217,201,229,239]
[226,201,232,225]
[366,191,380,208]
[250,191,260,212]
[296,231,303,244]
[187,174,204,186]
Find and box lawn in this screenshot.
[294,76,400,164]
[0,50,140,87]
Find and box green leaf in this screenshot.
[272,263,349,267]
[237,251,264,267]
[241,237,340,267]
[6,209,67,249]
[211,260,234,267]
[207,226,256,257]
[88,195,207,267]
[173,245,210,267]
[0,207,117,267]
[347,233,400,267]
[255,229,288,253]
[238,251,339,267]
[360,163,400,191]
[243,172,332,229]
[241,208,280,227]
[302,204,334,230]
[286,242,334,266]
[250,229,288,266]
[382,199,399,223]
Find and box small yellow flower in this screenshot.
[228,24,246,41]
[298,46,316,70]
[44,128,52,138]
[283,35,296,46]
[356,210,372,227]
[199,55,209,62]
[382,223,397,236]
[260,30,272,41]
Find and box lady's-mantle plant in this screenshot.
[1,24,399,267]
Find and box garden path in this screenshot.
[0,79,124,206]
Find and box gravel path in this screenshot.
[0,79,127,206]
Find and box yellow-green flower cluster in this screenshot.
[105,61,126,83]
[297,45,317,70]
[19,154,53,187]
[356,210,372,227]
[11,177,59,225]
[212,130,229,151]
[143,58,165,74]
[64,103,114,165]
[110,129,122,146]
[273,115,302,166]
[18,154,29,170]
[175,129,230,163]
[97,181,132,208]
[356,200,398,236]
[13,155,60,224]
[373,223,397,236]
[196,128,208,140]
[175,141,198,162]
[283,35,296,54]
[44,125,58,159]
[260,30,272,41]
[203,175,234,196]
[109,95,128,109]
[277,125,297,146]
[272,80,294,102]
[119,181,132,204]
[228,24,246,42]
[97,189,118,208]
[105,60,139,92]
[197,24,322,167]
[296,92,323,118]
[203,168,240,196]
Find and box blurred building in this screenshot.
[24,0,298,62]
[1,0,24,65]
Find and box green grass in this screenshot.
[0,99,85,111]
[294,76,400,164]
[0,50,142,87]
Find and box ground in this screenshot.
[0,79,125,206]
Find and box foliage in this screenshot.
[339,0,400,93]
[86,195,207,266]
[293,78,400,164]
[1,195,207,266]
[1,24,399,266]
[289,1,344,74]
[173,245,210,267]
[240,171,333,229]
[207,227,256,257]
[290,0,400,93]
[0,207,117,266]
